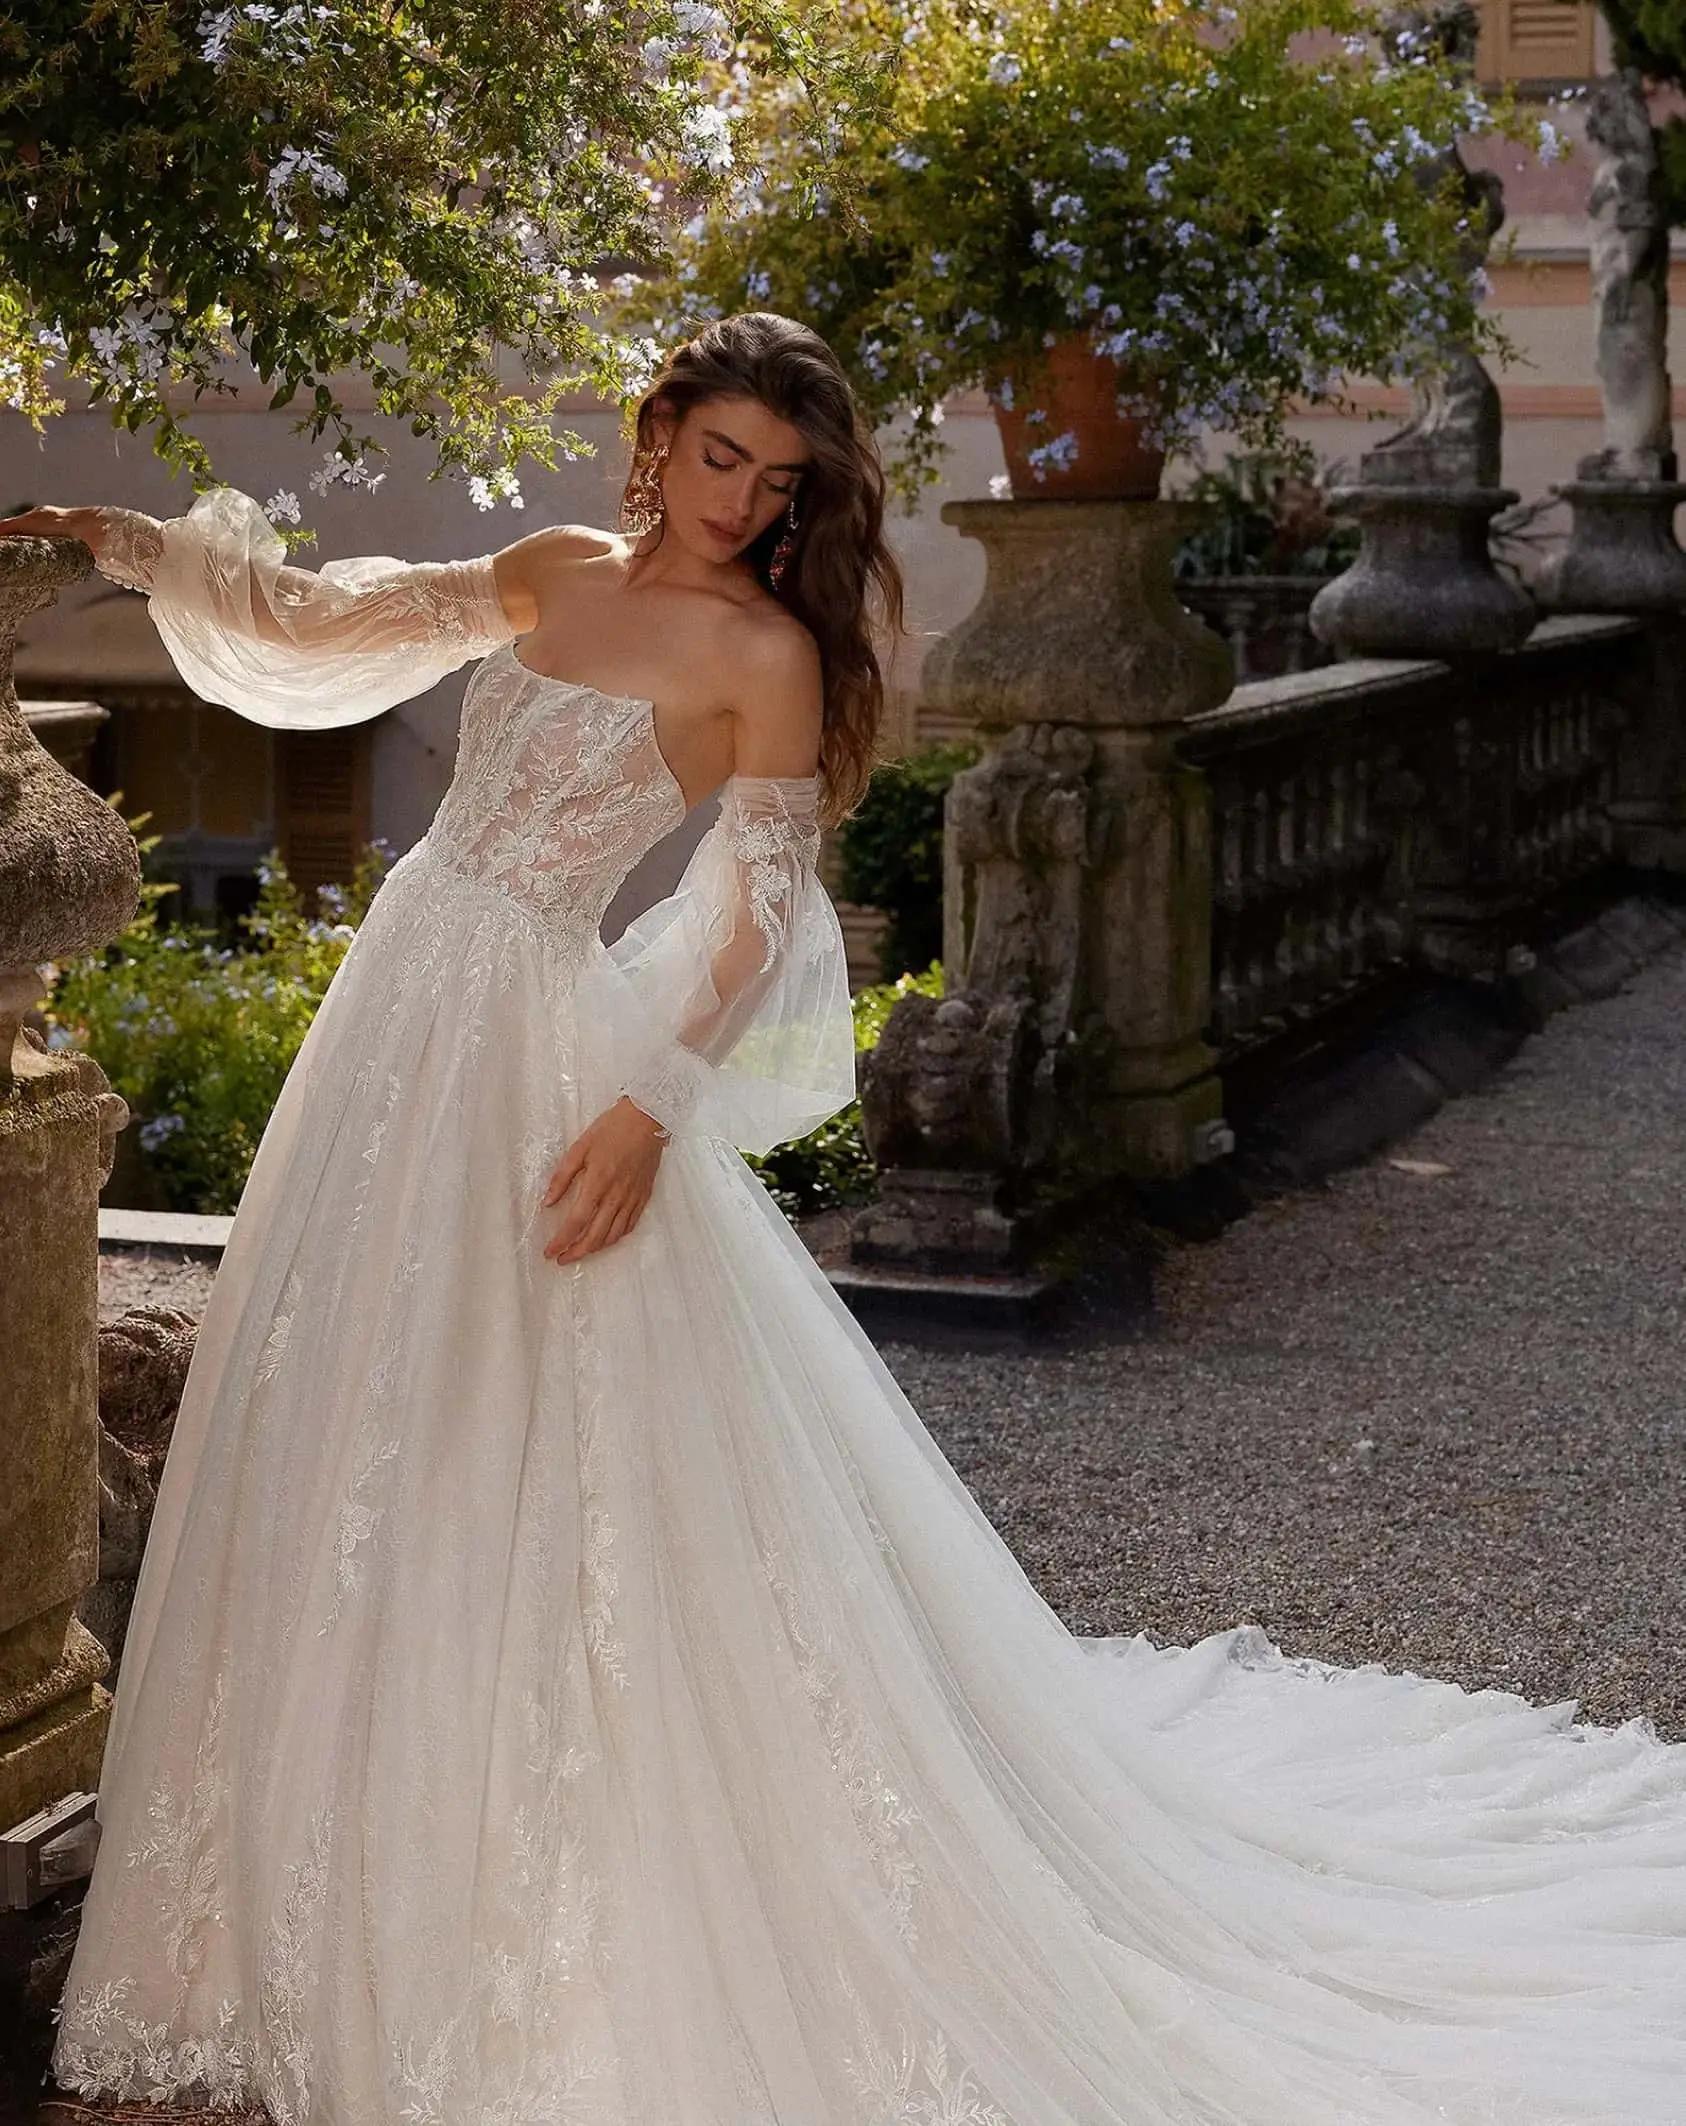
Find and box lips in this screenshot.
[702,518,745,543]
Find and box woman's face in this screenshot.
[649,394,812,564]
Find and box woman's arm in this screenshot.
[539,625,855,1262]
[604,627,854,1150]
[0,486,556,729]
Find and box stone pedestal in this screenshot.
[1309,483,1535,660]
[0,537,138,1840]
[1538,476,1686,613]
[848,498,1234,1280]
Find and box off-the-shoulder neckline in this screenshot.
[499,640,821,806]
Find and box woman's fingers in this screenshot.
[546,1186,648,1264]
[552,1193,618,1264]
[542,1137,586,1208]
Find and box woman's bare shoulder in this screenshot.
[490,522,620,630]
[723,603,824,779]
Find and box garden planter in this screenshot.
[989,339,1165,500]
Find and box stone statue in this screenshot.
[1579,65,1673,482]
[1366,0,1505,490]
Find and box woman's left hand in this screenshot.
[540,1096,669,1264]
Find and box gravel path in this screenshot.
[879,937,1686,1741]
[97,937,1686,1740]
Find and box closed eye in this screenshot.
[703,449,796,496]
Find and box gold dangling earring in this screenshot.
[620,438,670,536]
[768,498,799,588]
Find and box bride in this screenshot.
[13,311,1685,2125]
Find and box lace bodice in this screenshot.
[89,485,856,1155]
[428,643,691,941]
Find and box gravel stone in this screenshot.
[877,939,1686,1742]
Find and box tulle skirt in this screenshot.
[52,831,1686,2125]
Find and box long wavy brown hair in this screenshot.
[617,311,906,829]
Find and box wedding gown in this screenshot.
[49,486,1686,2126]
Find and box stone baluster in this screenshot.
[0,536,137,1839]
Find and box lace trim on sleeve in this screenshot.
[92,506,168,593]
[613,772,830,1139]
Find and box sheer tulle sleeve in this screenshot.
[600,774,858,1156]
[90,485,517,729]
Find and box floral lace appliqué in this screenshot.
[762,1541,926,1950]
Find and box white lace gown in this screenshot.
[50,487,1686,2126]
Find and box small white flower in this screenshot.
[988,471,1012,499]
[264,489,301,524]
[679,101,735,175]
[986,51,1022,86]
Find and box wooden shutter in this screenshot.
[276,726,372,911]
[1478,0,1598,82]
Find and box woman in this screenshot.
[14,313,1685,2125]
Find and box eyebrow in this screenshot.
[703,425,810,473]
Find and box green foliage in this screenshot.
[624,0,1557,508]
[1599,1,1686,225]
[745,960,944,1216]
[0,0,881,506]
[1171,447,1363,578]
[1601,0,1686,79]
[44,817,388,1212]
[835,740,979,980]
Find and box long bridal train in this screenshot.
[44,486,1686,2126]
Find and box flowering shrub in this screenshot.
[44,819,391,1212]
[624,0,1560,506]
[0,0,880,515]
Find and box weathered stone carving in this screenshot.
[1539,65,1686,614]
[847,500,1232,1280]
[1367,3,1505,492]
[1581,66,1673,484]
[77,1307,199,1677]
[0,534,139,1836]
[1310,1,1534,658]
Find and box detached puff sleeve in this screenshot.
[92,485,517,728]
[602,773,858,1157]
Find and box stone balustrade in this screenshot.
[1181,614,1647,1063]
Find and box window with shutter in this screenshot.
[1477,0,1598,83]
[277,725,372,911]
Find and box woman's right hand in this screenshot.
[0,505,106,552]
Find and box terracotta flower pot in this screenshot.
[989,338,1165,501]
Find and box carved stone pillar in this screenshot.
[0,538,137,1835]
[849,499,1233,1277]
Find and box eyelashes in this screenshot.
[702,451,795,498]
